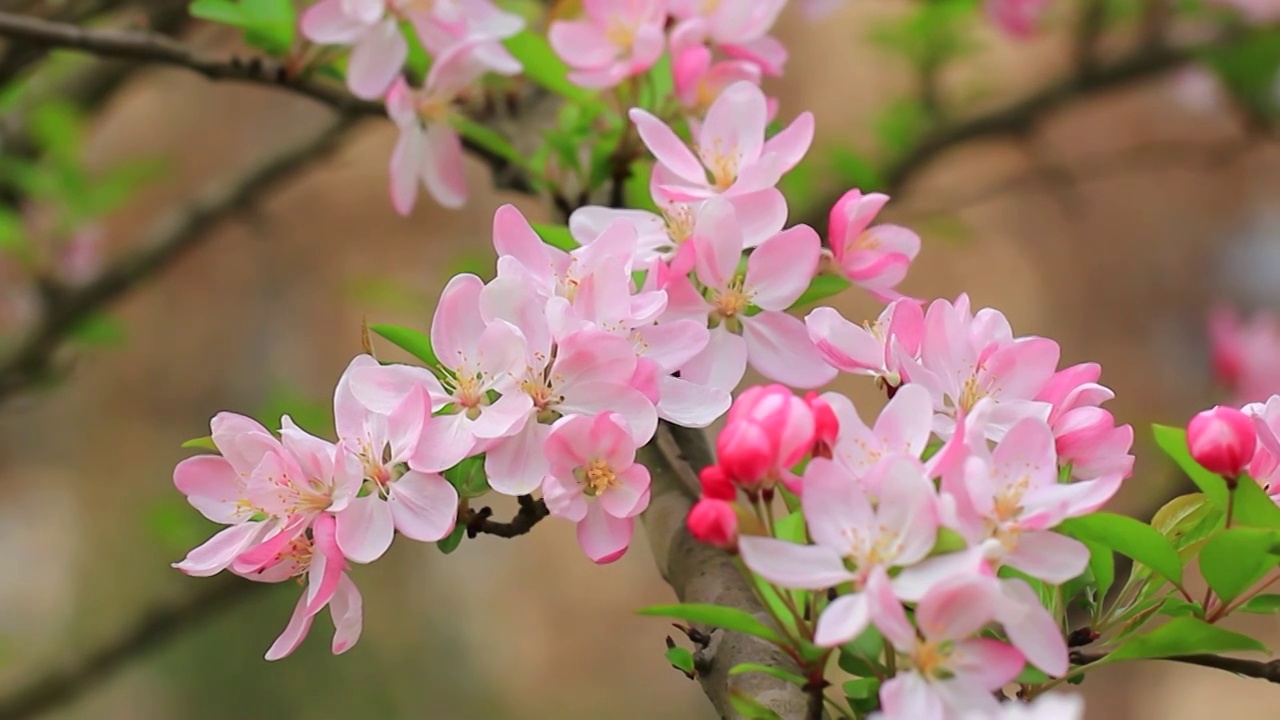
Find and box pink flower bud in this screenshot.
[805,391,839,459]
[687,499,738,550]
[1187,406,1257,479]
[699,465,736,501]
[716,420,775,488]
[727,384,816,469]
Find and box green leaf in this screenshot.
[637,604,782,644]
[1199,527,1280,604]
[69,314,126,346]
[1240,594,1280,614]
[843,677,880,699]
[369,323,438,366]
[1157,597,1201,618]
[437,524,465,554]
[504,31,602,108]
[666,646,696,675]
[443,456,490,499]
[829,147,886,192]
[1082,538,1115,606]
[729,663,807,687]
[1059,512,1183,587]
[190,0,249,26]
[1232,474,1280,528]
[1152,493,1218,547]
[727,691,783,720]
[1152,425,1230,508]
[1106,617,1268,661]
[452,115,526,170]
[838,626,884,678]
[774,511,807,544]
[180,435,218,452]
[147,497,214,555]
[624,161,659,213]
[531,223,578,251]
[1015,664,1051,684]
[190,0,294,54]
[789,275,852,311]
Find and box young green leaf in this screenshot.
[1081,538,1115,606]
[789,275,852,311]
[666,646,696,676]
[773,511,807,544]
[369,323,439,366]
[637,604,782,644]
[1199,527,1280,604]
[531,223,579,251]
[1231,475,1280,528]
[1105,617,1267,661]
[1059,512,1183,587]
[729,663,807,687]
[1239,594,1280,614]
[180,436,219,452]
[1152,425,1230,508]
[728,691,783,720]
[504,31,603,108]
[437,524,466,554]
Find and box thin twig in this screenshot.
[462,494,550,539]
[0,576,264,720]
[1070,650,1280,683]
[0,113,359,404]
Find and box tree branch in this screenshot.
[0,11,532,192]
[462,494,550,539]
[1070,651,1280,683]
[640,422,816,720]
[0,112,359,404]
[0,576,264,720]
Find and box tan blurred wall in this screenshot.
[3,3,1280,718]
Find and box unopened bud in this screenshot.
[1187,406,1257,481]
[687,499,738,550]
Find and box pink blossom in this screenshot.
[331,356,462,563]
[1209,304,1280,405]
[386,40,520,214]
[542,412,652,563]
[985,0,1052,39]
[1187,405,1257,479]
[687,498,738,549]
[715,384,816,490]
[548,0,667,89]
[826,189,921,302]
[667,1,788,75]
[819,383,933,493]
[668,21,766,115]
[248,514,364,660]
[806,391,839,458]
[1205,0,1280,23]
[805,299,925,385]
[1036,363,1134,482]
[1246,396,1280,500]
[631,82,812,201]
[869,572,1026,718]
[662,197,835,388]
[739,457,938,646]
[300,0,521,99]
[942,410,1100,584]
[899,295,1058,440]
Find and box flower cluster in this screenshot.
[301,0,524,213]
[1209,304,1280,405]
[688,296,1135,714]
[550,0,788,102]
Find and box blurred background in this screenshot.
[1,0,1280,718]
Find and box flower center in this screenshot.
[957,374,986,412]
[912,640,955,679]
[581,458,618,497]
[604,18,636,51]
[663,205,696,244]
[711,279,751,320]
[698,139,740,190]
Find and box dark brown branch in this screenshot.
[0,576,264,720]
[0,10,531,192]
[462,494,549,539]
[640,422,818,720]
[0,113,359,404]
[1071,651,1280,683]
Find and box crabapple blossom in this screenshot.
[548,0,667,89]
[825,189,921,302]
[869,572,1026,719]
[1209,304,1280,404]
[1035,362,1134,482]
[805,299,924,385]
[300,0,521,99]
[631,82,813,202]
[660,197,835,388]
[542,412,652,562]
[666,0,788,75]
[1187,405,1257,479]
[668,20,767,115]
[985,0,1052,38]
[714,384,817,490]
[330,356,463,563]
[387,39,521,213]
[739,456,939,646]
[686,498,739,549]
[818,383,933,492]
[1245,396,1280,501]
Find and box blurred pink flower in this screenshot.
[548,0,667,89]
[826,189,921,302]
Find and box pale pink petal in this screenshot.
[875,457,938,566]
[410,410,474,472]
[578,503,633,563]
[866,566,916,649]
[692,197,744,289]
[173,455,242,523]
[349,362,446,415]
[950,638,1026,690]
[264,591,315,661]
[729,189,788,246]
[656,375,731,427]
[329,574,363,655]
[877,673,946,720]
[917,576,1000,642]
[743,311,839,388]
[559,384,658,445]
[300,0,369,43]
[738,536,855,589]
[877,383,934,457]
[806,307,884,374]
[471,391,533,439]
[421,122,467,209]
[174,522,268,577]
[543,473,588,522]
[814,592,870,647]
[1005,531,1090,584]
[347,19,407,99]
[998,579,1068,676]
[334,494,395,564]
[548,19,620,69]
[305,513,346,614]
[699,81,766,166]
[485,420,550,495]
[746,225,820,310]
[761,111,814,173]
[681,328,749,392]
[389,471,458,541]
[432,273,485,363]
[629,108,707,185]
[599,464,650,518]
[801,457,872,552]
[491,204,557,282]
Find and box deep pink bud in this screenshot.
[805,391,839,459]
[716,420,775,488]
[699,466,737,501]
[1187,406,1257,479]
[687,499,738,550]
